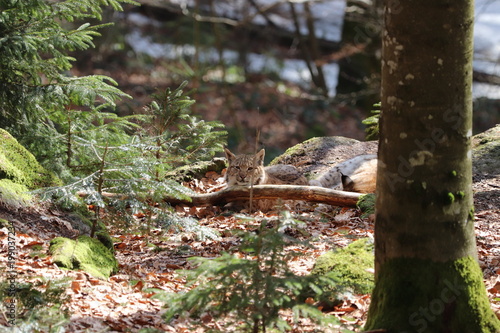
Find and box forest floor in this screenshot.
[1,166,499,332]
[2,23,500,330]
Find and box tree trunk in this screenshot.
[365,1,500,332]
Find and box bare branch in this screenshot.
[80,185,363,208]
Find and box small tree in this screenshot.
[42,82,226,239]
[0,0,135,176]
[162,214,340,332]
[139,81,227,180]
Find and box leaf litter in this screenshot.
[0,170,499,331]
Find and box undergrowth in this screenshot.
[154,213,346,332]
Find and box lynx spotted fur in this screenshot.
[224,148,308,211]
[224,148,308,186]
[309,154,377,193]
[224,148,376,211]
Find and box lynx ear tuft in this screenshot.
[224,147,236,162]
[255,149,265,165]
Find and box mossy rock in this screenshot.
[268,136,378,180]
[311,238,374,295]
[270,136,361,166]
[166,158,227,182]
[0,179,33,207]
[49,235,118,279]
[0,128,61,207]
[95,229,114,252]
[0,128,60,189]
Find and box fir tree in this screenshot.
[0,0,136,175]
[41,82,226,240]
[161,214,341,332]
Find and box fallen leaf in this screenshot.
[133,280,144,291]
[71,281,82,293]
[305,297,315,305]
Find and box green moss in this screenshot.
[0,129,60,189]
[456,191,465,199]
[446,192,455,204]
[0,218,9,228]
[95,230,114,251]
[311,238,374,294]
[166,158,227,181]
[469,206,475,221]
[49,235,118,279]
[0,129,61,207]
[365,256,500,332]
[0,179,32,207]
[269,143,305,165]
[450,170,458,177]
[357,193,376,218]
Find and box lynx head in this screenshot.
[224,148,266,186]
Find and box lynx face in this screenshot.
[224,148,267,186]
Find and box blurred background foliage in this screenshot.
[68,0,500,162]
[5,0,500,164]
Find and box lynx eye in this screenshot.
[233,166,240,170]
[247,167,254,171]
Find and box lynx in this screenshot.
[224,148,309,187]
[224,148,377,211]
[308,154,377,193]
[224,148,308,211]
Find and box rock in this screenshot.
[270,128,500,180]
[269,136,377,180]
[311,238,374,295]
[49,235,118,279]
[167,157,227,181]
[0,128,61,207]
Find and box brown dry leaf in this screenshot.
[200,312,213,324]
[115,242,127,249]
[25,240,44,247]
[333,226,352,235]
[133,280,145,292]
[31,261,47,268]
[89,278,100,286]
[305,297,315,305]
[71,280,82,293]
[334,209,356,223]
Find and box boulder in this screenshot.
[269,136,377,180]
[0,128,60,207]
[49,235,118,279]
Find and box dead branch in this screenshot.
[166,185,362,207]
[174,185,361,207]
[78,185,362,208]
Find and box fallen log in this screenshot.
[79,185,363,207]
[168,185,362,207]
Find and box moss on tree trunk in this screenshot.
[366,256,499,332]
[366,0,500,331]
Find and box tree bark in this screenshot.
[365,1,500,332]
